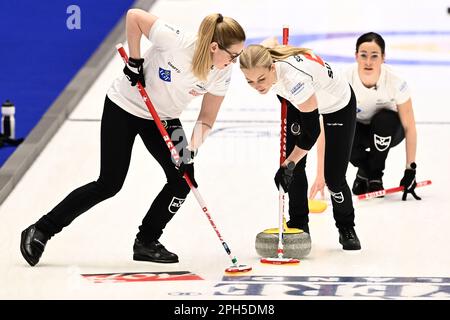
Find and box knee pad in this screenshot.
[371,110,401,148]
[168,178,191,198]
[296,109,320,150]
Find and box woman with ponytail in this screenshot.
[20,10,245,267]
[240,43,361,251]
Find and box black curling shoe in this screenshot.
[287,220,310,235]
[20,225,49,266]
[368,179,384,192]
[352,174,369,195]
[133,239,179,263]
[338,226,361,250]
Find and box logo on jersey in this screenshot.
[168,197,185,214]
[399,81,408,92]
[291,122,301,135]
[168,61,181,73]
[376,100,390,107]
[189,83,207,96]
[164,23,180,35]
[195,83,206,91]
[290,82,304,95]
[329,191,344,203]
[159,67,172,82]
[189,89,204,96]
[324,62,334,79]
[374,134,392,152]
[294,55,303,62]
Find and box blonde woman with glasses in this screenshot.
[21,10,245,266]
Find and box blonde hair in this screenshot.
[240,44,311,70]
[192,13,246,80]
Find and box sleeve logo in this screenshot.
[290,82,305,95]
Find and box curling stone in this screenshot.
[308,199,328,213]
[255,222,311,259]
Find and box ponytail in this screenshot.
[192,13,245,80]
[240,44,311,70]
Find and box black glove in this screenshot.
[176,148,198,188]
[400,162,421,201]
[274,161,296,192]
[123,57,146,87]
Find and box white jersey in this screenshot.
[345,63,410,124]
[107,19,232,120]
[273,53,351,114]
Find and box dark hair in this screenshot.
[356,32,385,54]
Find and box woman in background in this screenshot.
[345,32,420,200]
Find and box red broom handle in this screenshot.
[357,180,432,200]
[280,26,289,164]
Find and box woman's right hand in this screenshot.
[309,175,326,199]
[176,148,198,188]
[123,57,146,87]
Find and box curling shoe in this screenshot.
[287,220,310,235]
[368,179,384,197]
[20,224,49,266]
[338,226,361,250]
[352,173,369,195]
[133,239,179,263]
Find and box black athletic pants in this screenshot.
[285,86,357,228]
[285,100,309,228]
[350,109,405,180]
[36,96,191,243]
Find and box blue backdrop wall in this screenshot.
[0,0,135,165]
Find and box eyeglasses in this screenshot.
[217,43,243,62]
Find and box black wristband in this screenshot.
[286,161,295,171]
[128,57,144,67]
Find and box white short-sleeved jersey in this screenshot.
[345,63,411,124]
[107,19,232,120]
[273,53,351,114]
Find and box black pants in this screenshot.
[36,96,191,243]
[284,87,357,228]
[350,109,405,180]
[285,100,309,227]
